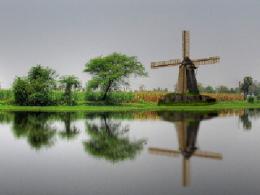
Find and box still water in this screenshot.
[0,110,259,195]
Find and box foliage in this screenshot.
[85,90,134,104]
[12,65,57,106]
[59,75,81,105]
[84,52,147,101]
[215,85,230,93]
[240,76,253,99]
[247,96,255,103]
[85,90,103,102]
[0,89,13,103]
[12,77,31,106]
[198,83,240,94]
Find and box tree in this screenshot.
[13,77,31,106]
[59,75,81,105]
[240,76,253,100]
[12,65,57,106]
[204,86,215,93]
[216,85,230,93]
[84,52,147,101]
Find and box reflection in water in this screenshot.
[0,112,13,123]
[83,113,146,163]
[12,112,57,150]
[149,112,223,187]
[11,112,82,149]
[58,112,80,140]
[239,109,260,130]
[240,111,252,130]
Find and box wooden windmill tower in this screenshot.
[151,31,220,94]
[148,114,223,186]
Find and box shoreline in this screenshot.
[0,101,260,112]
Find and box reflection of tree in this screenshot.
[0,112,13,123]
[239,109,260,130]
[83,114,145,163]
[12,112,56,150]
[58,112,79,140]
[239,111,252,130]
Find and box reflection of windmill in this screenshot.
[148,112,223,186]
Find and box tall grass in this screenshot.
[202,93,243,101]
[0,89,244,105]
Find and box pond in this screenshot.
[0,109,259,195]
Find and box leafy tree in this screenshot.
[12,65,57,106]
[216,85,230,93]
[13,77,31,105]
[204,86,215,93]
[240,76,253,100]
[84,52,147,101]
[59,75,81,105]
[197,83,215,93]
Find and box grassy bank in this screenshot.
[0,101,260,112]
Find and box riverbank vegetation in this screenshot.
[0,52,259,111]
[0,101,260,112]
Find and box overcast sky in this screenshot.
[0,0,259,90]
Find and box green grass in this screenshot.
[0,101,260,112]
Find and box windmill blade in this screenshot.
[148,147,180,157]
[193,150,223,160]
[182,30,190,58]
[192,56,220,66]
[151,59,182,69]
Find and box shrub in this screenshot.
[106,92,134,104]
[247,96,255,103]
[85,91,134,104]
[59,75,81,105]
[13,77,31,105]
[0,89,13,100]
[85,91,103,102]
[12,65,57,106]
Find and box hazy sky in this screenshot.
[0,0,260,90]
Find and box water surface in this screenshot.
[0,110,259,195]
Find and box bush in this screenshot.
[13,77,31,106]
[12,65,57,106]
[247,96,255,103]
[28,91,51,106]
[0,89,13,100]
[85,91,103,102]
[85,91,134,104]
[106,92,134,104]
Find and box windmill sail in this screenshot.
[151,59,181,68]
[192,56,220,66]
[182,31,190,58]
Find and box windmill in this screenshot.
[148,113,223,186]
[151,31,220,94]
